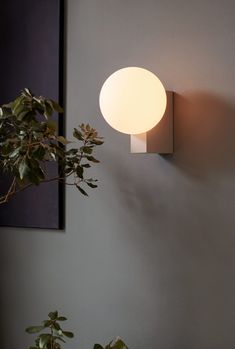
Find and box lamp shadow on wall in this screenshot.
[107,91,235,224]
[172,92,235,178]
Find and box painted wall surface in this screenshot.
[0,1,235,348]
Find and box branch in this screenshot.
[0,177,16,204]
[0,173,81,204]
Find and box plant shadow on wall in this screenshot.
[102,92,235,346]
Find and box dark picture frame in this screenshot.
[0,0,65,229]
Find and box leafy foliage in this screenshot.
[94,337,129,349]
[0,88,103,203]
[26,311,74,349]
[26,311,129,349]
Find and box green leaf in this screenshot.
[21,110,37,122]
[62,331,74,338]
[9,147,21,158]
[25,326,44,334]
[57,136,72,145]
[86,178,98,182]
[94,344,104,349]
[86,182,98,189]
[76,165,84,178]
[81,146,93,154]
[50,152,57,161]
[22,88,32,97]
[57,316,67,321]
[48,311,58,320]
[12,96,23,115]
[0,106,13,119]
[27,170,42,186]
[46,120,57,132]
[65,148,78,155]
[76,185,88,196]
[105,338,128,349]
[91,139,104,145]
[17,110,30,121]
[52,322,61,331]
[33,146,46,160]
[73,128,83,141]
[19,160,29,180]
[86,155,100,163]
[51,100,63,113]
[44,101,53,118]
[42,320,52,327]
[39,334,51,348]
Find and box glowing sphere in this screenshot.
[99,67,167,135]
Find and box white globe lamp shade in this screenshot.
[99,67,167,135]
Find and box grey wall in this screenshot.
[0,0,235,348]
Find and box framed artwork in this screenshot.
[0,0,64,229]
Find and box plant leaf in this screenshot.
[91,139,104,145]
[76,166,84,178]
[42,320,52,327]
[86,182,98,188]
[46,120,57,132]
[48,311,58,320]
[53,322,61,331]
[9,147,21,158]
[19,160,29,180]
[33,146,46,160]
[105,338,129,349]
[73,128,83,141]
[86,155,100,163]
[76,185,88,196]
[25,326,44,334]
[57,136,72,145]
[81,146,93,154]
[39,334,51,348]
[94,344,104,349]
[51,100,63,113]
[62,331,74,338]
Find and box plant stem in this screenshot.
[50,324,53,349]
[0,177,16,204]
[0,174,79,204]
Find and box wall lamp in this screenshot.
[99,67,174,154]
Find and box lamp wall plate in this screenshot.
[130,91,174,154]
